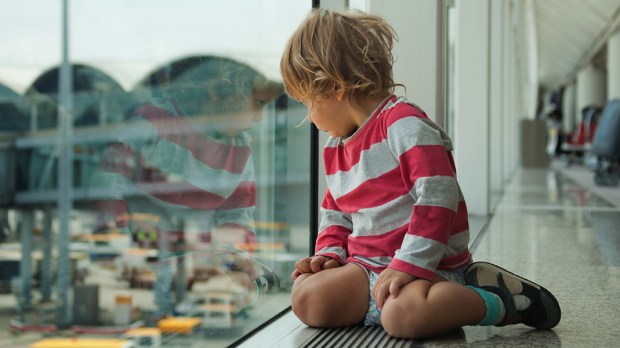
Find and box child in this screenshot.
[279,9,561,339]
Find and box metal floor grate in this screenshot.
[301,326,424,348]
[467,214,490,252]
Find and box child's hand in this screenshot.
[372,268,416,309]
[291,256,341,280]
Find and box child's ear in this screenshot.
[335,85,346,101]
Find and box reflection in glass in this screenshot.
[0,1,311,346]
[88,56,283,319]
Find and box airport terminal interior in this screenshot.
[1,0,619,347]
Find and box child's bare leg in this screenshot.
[380,278,485,339]
[292,263,369,327]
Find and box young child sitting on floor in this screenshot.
[279,8,561,339]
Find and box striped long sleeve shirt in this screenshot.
[315,96,471,280]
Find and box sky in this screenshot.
[0,0,311,94]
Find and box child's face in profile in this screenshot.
[303,95,358,138]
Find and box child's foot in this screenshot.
[464,261,561,330]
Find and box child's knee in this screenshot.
[291,279,331,327]
[290,281,311,318]
[381,297,428,339]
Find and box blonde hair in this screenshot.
[280,9,402,102]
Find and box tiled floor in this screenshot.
[240,166,620,347]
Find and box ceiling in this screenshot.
[534,0,620,91]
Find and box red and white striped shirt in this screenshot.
[315,95,471,280]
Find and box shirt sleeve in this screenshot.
[384,112,460,280]
[314,188,352,264]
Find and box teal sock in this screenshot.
[467,286,506,326]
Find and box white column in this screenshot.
[321,0,346,10]
[489,0,505,206]
[511,0,524,172]
[562,83,576,132]
[367,0,443,124]
[503,1,515,184]
[576,64,606,113]
[453,0,490,216]
[522,0,538,119]
[608,30,620,101]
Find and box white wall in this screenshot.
[489,0,505,205]
[523,0,539,119]
[503,1,516,185]
[367,0,443,124]
[576,64,607,113]
[507,0,521,180]
[562,83,576,132]
[608,31,620,101]
[453,0,490,216]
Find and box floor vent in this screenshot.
[301,325,424,348]
[468,214,490,252]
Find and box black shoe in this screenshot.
[464,261,561,330]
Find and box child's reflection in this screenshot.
[90,57,282,316]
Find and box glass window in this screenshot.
[0,1,311,347]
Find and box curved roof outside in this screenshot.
[0,83,18,99]
[3,55,283,128]
[137,55,277,116]
[26,64,125,97]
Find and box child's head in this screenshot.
[280,9,401,103]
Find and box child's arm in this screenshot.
[313,189,353,264]
[292,190,349,281]
[291,255,342,280]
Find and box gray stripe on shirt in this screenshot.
[327,140,398,200]
[412,176,459,212]
[356,255,393,268]
[352,194,412,236]
[316,246,347,262]
[319,208,353,233]
[387,117,446,158]
[394,234,446,271]
[445,229,470,257]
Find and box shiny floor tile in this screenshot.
[469,167,620,347]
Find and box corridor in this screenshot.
[466,166,620,347]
